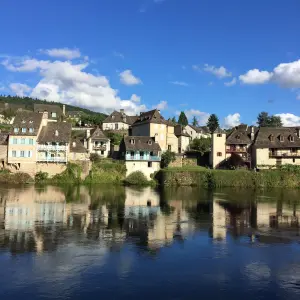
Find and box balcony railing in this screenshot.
[269,152,300,158]
[226,148,247,153]
[37,157,67,163]
[126,156,161,161]
[93,145,107,150]
[37,145,67,151]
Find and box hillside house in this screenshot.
[174,125,191,153]
[102,109,138,131]
[185,125,210,140]
[34,104,64,121]
[86,127,110,157]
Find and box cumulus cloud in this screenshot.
[153,100,168,110]
[10,83,32,97]
[275,113,300,126]
[119,70,142,86]
[224,77,237,87]
[2,56,146,115]
[203,64,232,78]
[170,81,189,86]
[239,69,273,85]
[40,48,81,60]
[224,113,241,128]
[177,109,210,126]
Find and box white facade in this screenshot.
[185,125,210,140]
[102,122,129,131]
[125,161,160,180]
[88,139,110,157]
[178,135,190,153]
[210,132,226,168]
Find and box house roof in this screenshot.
[226,124,258,145]
[67,111,84,118]
[121,136,161,152]
[0,133,9,145]
[11,111,43,136]
[132,109,169,126]
[175,125,191,137]
[103,110,137,125]
[34,104,63,119]
[90,126,109,140]
[188,125,210,134]
[254,127,300,148]
[70,138,88,153]
[38,122,72,143]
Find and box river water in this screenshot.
[1,185,300,299]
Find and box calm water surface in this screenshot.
[1,185,300,299]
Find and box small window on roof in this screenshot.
[236,134,240,140]
[290,135,295,142]
[148,140,152,145]
[269,134,274,142]
[14,128,19,133]
[22,128,26,133]
[21,120,26,124]
[29,128,34,133]
[55,130,59,136]
[29,120,33,123]
[130,139,135,145]
[279,135,284,142]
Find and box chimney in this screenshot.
[63,105,66,116]
[250,126,255,141]
[86,129,90,139]
[42,111,48,119]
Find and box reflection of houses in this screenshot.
[102,109,137,131]
[86,127,110,157]
[119,136,161,179]
[212,199,227,240]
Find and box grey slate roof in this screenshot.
[254,127,300,148]
[38,122,72,143]
[0,102,25,113]
[103,110,138,125]
[132,109,169,126]
[120,136,161,152]
[189,125,210,134]
[90,126,109,141]
[70,139,88,153]
[226,124,258,145]
[34,104,63,120]
[11,111,43,136]
[175,125,191,137]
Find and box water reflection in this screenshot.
[1,185,300,255]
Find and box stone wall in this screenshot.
[169,156,198,168]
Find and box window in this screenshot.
[130,151,134,157]
[269,135,274,142]
[14,128,19,133]
[293,158,296,163]
[28,151,32,158]
[13,138,17,144]
[148,161,152,168]
[12,151,16,157]
[101,151,104,155]
[20,151,25,157]
[280,135,284,142]
[290,135,295,142]
[291,148,297,153]
[51,112,57,118]
[130,139,135,144]
[22,128,26,133]
[29,128,34,133]
[217,134,222,137]
[21,138,25,144]
[29,139,33,145]
[29,120,33,123]
[217,152,222,157]
[148,140,152,145]
[168,145,171,151]
[115,123,118,130]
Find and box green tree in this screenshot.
[207,114,219,133]
[161,151,176,168]
[257,112,283,127]
[171,117,177,124]
[189,137,211,155]
[178,111,188,126]
[192,116,199,126]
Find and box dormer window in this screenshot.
[130,139,135,145]
[14,128,19,133]
[289,135,295,142]
[269,134,274,142]
[29,120,33,123]
[55,130,59,136]
[112,115,115,120]
[22,128,26,133]
[236,134,240,140]
[21,120,26,124]
[279,135,284,142]
[29,128,34,133]
[148,140,152,145]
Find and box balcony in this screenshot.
[269,152,300,158]
[37,157,67,163]
[125,155,161,161]
[226,147,247,153]
[37,145,67,151]
[93,144,107,150]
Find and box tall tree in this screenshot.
[257,112,283,127]
[171,116,177,124]
[178,111,188,126]
[207,114,219,133]
[192,116,199,127]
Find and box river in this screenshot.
[1,185,300,299]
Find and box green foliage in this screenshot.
[0,171,32,184]
[106,132,123,145]
[189,137,211,155]
[192,116,199,126]
[161,150,176,168]
[207,114,220,133]
[35,171,49,182]
[257,111,283,127]
[178,111,188,126]
[51,163,82,184]
[2,108,16,121]
[171,117,177,123]
[219,153,247,170]
[80,113,105,126]
[90,153,101,163]
[124,171,151,186]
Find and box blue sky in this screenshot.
[1,0,300,127]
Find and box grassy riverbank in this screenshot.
[158,166,300,188]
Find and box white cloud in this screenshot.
[176,109,210,126]
[153,100,168,110]
[119,70,142,86]
[40,48,81,60]
[224,113,241,128]
[272,60,300,88]
[275,113,300,126]
[203,64,232,78]
[113,51,124,59]
[170,81,189,87]
[224,77,237,87]
[10,83,32,97]
[2,55,146,115]
[130,94,141,103]
[239,69,273,85]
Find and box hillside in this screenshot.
[0,95,107,123]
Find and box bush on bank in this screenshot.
[0,169,32,184]
[124,171,155,186]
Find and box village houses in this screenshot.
[102,109,138,132]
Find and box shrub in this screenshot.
[161,151,176,168]
[124,171,150,186]
[51,163,82,184]
[90,153,101,163]
[35,171,49,182]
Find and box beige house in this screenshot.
[131,109,178,153]
[185,125,210,140]
[69,139,89,161]
[210,129,226,168]
[86,127,110,157]
[175,125,191,153]
[119,136,161,179]
[0,133,8,168]
[102,109,137,131]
